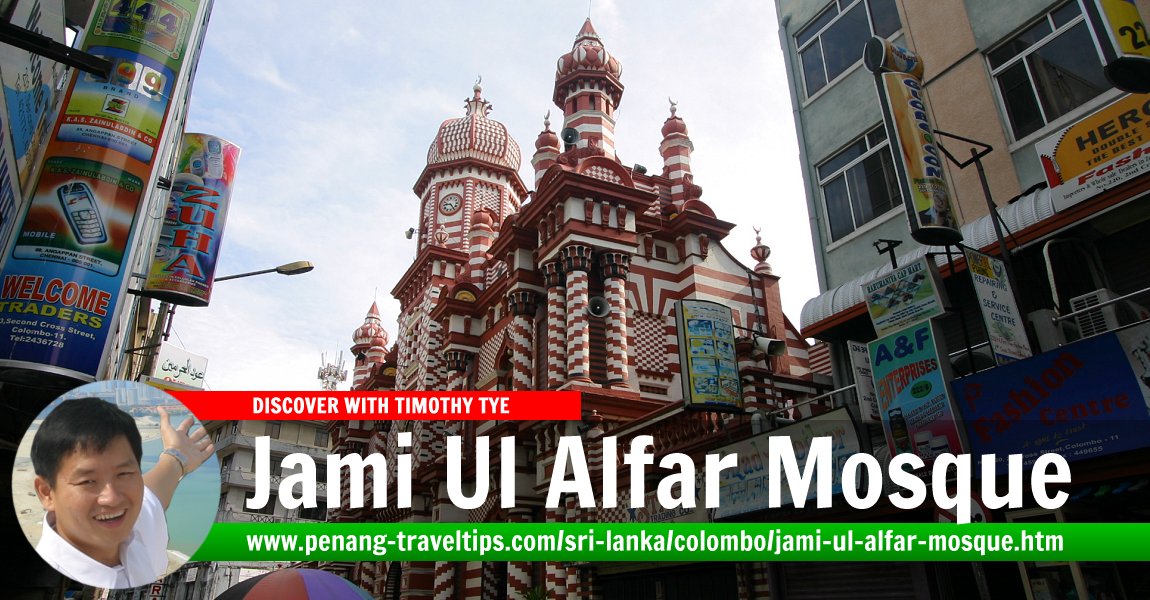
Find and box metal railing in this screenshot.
[1051,285,1150,341]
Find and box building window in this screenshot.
[314,427,328,448]
[297,506,326,521]
[818,127,900,242]
[796,0,900,97]
[243,491,276,516]
[988,2,1109,141]
[265,421,281,438]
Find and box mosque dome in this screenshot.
[427,80,521,171]
[556,19,622,80]
[353,302,389,349]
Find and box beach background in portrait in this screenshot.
[11,381,220,575]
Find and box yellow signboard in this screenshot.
[1084,0,1150,92]
[1037,93,1150,185]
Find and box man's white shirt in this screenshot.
[36,486,168,588]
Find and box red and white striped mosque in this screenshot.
[326,19,831,600]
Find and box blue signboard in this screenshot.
[869,321,965,464]
[952,323,1150,473]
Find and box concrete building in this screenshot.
[331,18,831,600]
[777,0,1150,597]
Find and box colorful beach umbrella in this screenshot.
[213,568,374,600]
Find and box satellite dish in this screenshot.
[587,296,610,317]
[561,127,579,148]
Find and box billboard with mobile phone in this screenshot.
[0,0,214,382]
[142,133,240,306]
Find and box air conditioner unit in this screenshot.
[1070,289,1121,338]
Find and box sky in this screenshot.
[173,1,819,391]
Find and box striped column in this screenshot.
[565,495,579,598]
[464,561,483,599]
[561,244,594,383]
[481,562,500,600]
[505,507,533,598]
[543,260,567,389]
[468,220,493,286]
[546,506,568,599]
[598,252,631,387]
[445,350,474,391]
[433,560,455,600]
[506,290,539,390]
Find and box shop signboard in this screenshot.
[1080,0,1150,92]
[964,248,1032,364]
[863,256,947,337]
[676,299,742,412]
[1036,93,1150,212]
[953,321,1150,473]
[0,0,68,192]
[152,341,207,388]
[623,489,709,524]
[866,39,962,246]
[0,0,212,381]
[869,320,965,465]
[142,133,240,306]
[711,407,861,519]
[847,339,880,423]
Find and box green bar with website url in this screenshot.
[191,522,1147,562]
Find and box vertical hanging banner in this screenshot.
[847,340,880,423]
[0,0,212,382]
[676,299,742,412]
[1081,0,1150,93]
[142,133,239,306]
[869,321,965,465]
[865,37,963,246]
[964,248,1032,364]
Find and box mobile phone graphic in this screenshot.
[189,152,206,177]
[204,139,224,179]
[56,182,108,245]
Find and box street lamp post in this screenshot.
[213,260,314,282]
[126,260,314,380]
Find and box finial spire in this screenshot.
[669,97,677,117]
[543,110,551,131]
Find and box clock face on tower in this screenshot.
[439,193,462,215]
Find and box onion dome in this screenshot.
[472,207,495,229]
[353,302,389,349]
[536,111,560,150]
[556,19,622,79]
[661,98,688,137]
[427,79,521,171]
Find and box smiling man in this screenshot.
[30,397,213,588]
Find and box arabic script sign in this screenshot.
[153,341,207,388]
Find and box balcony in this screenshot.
[216,507,328,524]
[219,466,328,498]
[214,431,329,459]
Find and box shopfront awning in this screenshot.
[800,186,1056,338]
